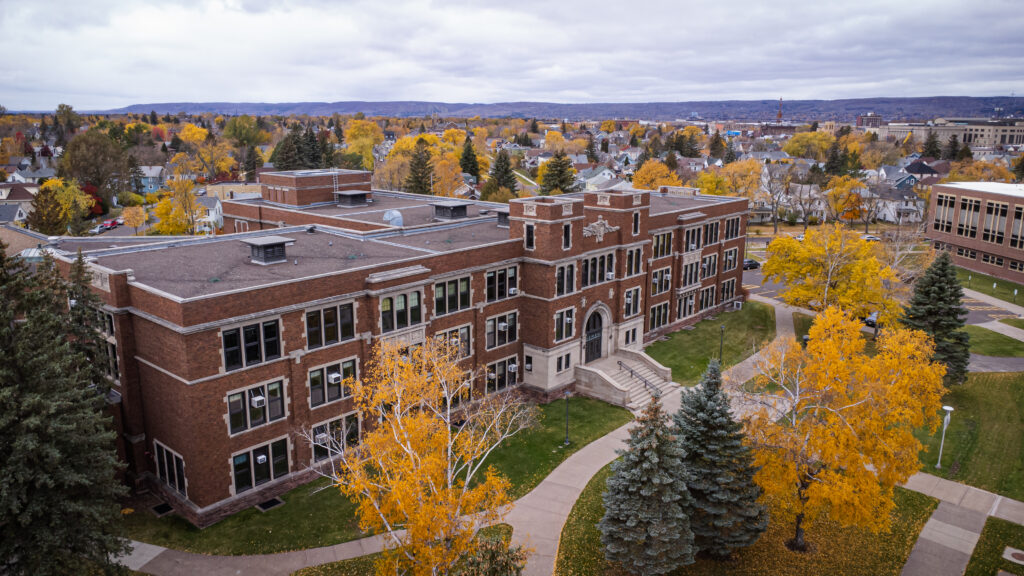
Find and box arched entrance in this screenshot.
[584,312,603,363]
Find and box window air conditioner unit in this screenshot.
[605,272,615,281]
[508,363,518,373]
[315,433,328,444]
[327,372,343,385]
[487,372,496,379]
[625,293,633,304]
[498,322,509,331]
[508,287,518,295]
[250,395,266,408]
[689,244,697,251]
[563,316,573,324]
[255,454,268,464]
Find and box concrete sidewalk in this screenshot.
[963,287,1024,317]
[976,319,1024,342]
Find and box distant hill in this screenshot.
[101,97,1024,122]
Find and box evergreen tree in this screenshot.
[680,134,700,158]
[301,125,320,168]
[405,138,433,195]
[460,136,480,182]
[635,148,650,172]
[0,248,128,575]
[1015,156,1024,181]
[942,134,961,161]
[599,396,695,575]
[809,121,819,132]
[723,142,737,164]
[709,130,726,159]
[333,123,344,144]
[127,154,145,195]
[585,137,598,163]
[664,150,678,172]
[824,142,843,175]
[149,110,158,124]
[673,360,767,559]
[529,119,539,133]
[539,150,576,195]
[629,133,639,147]
[956,142,973,162]
[319,134,335,168]
[271,132,301,171]
[418,122,426,134]
[900,251,971,385]
[489,150,518,194]
[243,145,261,180]
[561,120,568,133]
[25,181,66,235]
[922,132,942,159]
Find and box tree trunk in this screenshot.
[773,211,779,235]
[788,512,808,552]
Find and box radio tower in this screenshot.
[777,98,783,123]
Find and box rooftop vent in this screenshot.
[495,210,510,228]
[334,189,369,207]
[433,201,470,221]
[241,235,295,265]
[383,209,404,227]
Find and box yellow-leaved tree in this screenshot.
[762,224,900,321]
[172,123,236,180]
[941,160,1014,183]
[632,160,681,189]
[692,170,728,196]
[600,120,617,132]
[122,206,147,236]
[745,308,945,551]
[346,119,385,170]
[315,339,537,575]
[782,131,835,161]
[719,158,763,201]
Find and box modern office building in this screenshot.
[60,169,749,526]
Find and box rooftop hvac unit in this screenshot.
[250,395,266,408]
[605,272,615,281]
[255,454,268,464]
[327,372,343,384]
[314,433,328,444]
[508,363,518,373]
[498,322,509,331]
[508,287,518,295]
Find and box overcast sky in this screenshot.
[1,0,1022,111]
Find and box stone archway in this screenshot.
[584,311,604,363]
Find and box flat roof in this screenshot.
[382,221,512,252]
[261,168,370,178]
[240,235,296,247]
[939,182,1024,199]
[260,193,493,228]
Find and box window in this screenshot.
[380,291,422,333]
[101,341,119,381]
[486,312,518,349]
[682,261,700,287]
[957,197,981,238]
[434,277,471,316]
[306,303,355,349]
[437,325,472,358]
[555,308,575,341]
[624,328,638,345]
[626,247,643,276]
[232,438,289,494]
[624,287,641,317]
[486,357,518,393]
[699,286,716,310]
[721,278,736,302]
[154,441,186,497]
[723,248,739,271]
[677,292,696,319]
[983,202,1008,244]
[581,253,615,287]
[309,359,356,408]
[228,381,285,435]
[653,232,672,258]
[684,228,701,252]
[556,353,572,373]
[312,412,360,461]
[95,309,115,337]
[981,253,1005,267]
[525,355,533,372]
[723,217,741,240]
[934,193,955,234]
[1010,207,1024,250]
[651,268,671,295]
[556,264,576,296]
[562,223,572,249]
[223,320,281,372]
[956,247,977,260]
[703,221,720,244]
[649,302,670,330]
[525,224,535,249]
[1010,260,1024,272]
[632,212,640,235]
[701,254,718,279]
[486,266,518,301]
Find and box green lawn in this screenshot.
[957,266,1024,306]
[124,397,630,554]
[1001,317,1024,330]
[646,301,776,386]
[293,524,514,576]
[554,463,936,576]
[964,325,1024,357]
[915,372,1024,501]
[965,517,1024,576]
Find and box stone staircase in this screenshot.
[574,351,676,411]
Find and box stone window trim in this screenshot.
[554,306,576,342]
[153,439,187,499]
[435,324,474,359]
[310,410,362,463]
[228,435,292,497]
[303,301,357,351]
[224,376,290,438]
[485,310,520,351]
[307,356,359,410]
[219,315,284,374]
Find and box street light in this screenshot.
[936,405,954,470]
[563,390,571,446]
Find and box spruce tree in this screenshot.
[127,154,144,195]
[900,251,971,385]
[956,142,973,162]
[922,132,941,158]
[489,150,518,194]
[673,360,767,559]
[460,136,480,182]
[1015,156,1024,181]
[723,143,737,164]
[25,180,67,235]
[539,150,576,195]
[244,144,261,180]
[529,119,539,133]
[272,132,301,171]
[709,130,725,159]
[301,125,320,168]
[664,150,678,172]
[824,141,843,175]
[585,137,598,163]
[599,396,695,575]
[0,248,128,575]
[405,138,433,195]
[942,134,961,161]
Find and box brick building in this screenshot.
[927,182,1024,283]
[66,169,748,526]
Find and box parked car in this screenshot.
[861,234,881,242]
[102,219,118,229]
[116,216,125,225]
[88,225,105,235]
[743,258,761,270]
[862,311,879,328]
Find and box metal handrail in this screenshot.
[618,361,660,397]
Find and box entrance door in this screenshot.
[585,312,603,363]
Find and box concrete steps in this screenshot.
[585,355,677,411]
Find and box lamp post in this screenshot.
[719,324,725,359]
[936,405,954,470]
[563,390,571,446]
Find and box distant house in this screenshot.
[194,196,223,234]
[140,166,166,194]
[0,204,27,224]
[869,183,925,224]
[0,183,37,216]
[10,167,55,184]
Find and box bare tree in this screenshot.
[857,185,885,234]
[760,164,792,234]
[790,183,820,232]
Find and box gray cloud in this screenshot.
[0,0,1021,110]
